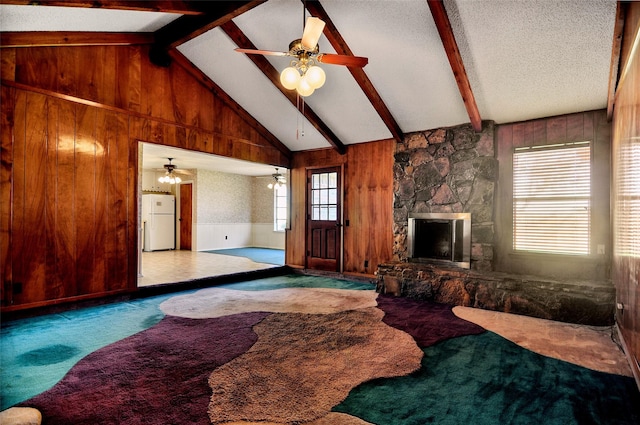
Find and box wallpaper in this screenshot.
[196,170,274,225]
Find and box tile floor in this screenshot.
[138,250,279,287]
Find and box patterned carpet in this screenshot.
[2,275,639,424]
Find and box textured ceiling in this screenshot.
[0,0,618,172]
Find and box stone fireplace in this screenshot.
[393,122,496,271]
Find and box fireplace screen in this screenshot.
[408,213,471,268]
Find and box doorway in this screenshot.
[178,182,193,250]
[306,166,342,272]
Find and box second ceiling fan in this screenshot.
[235,16,368,97]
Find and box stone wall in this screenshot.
[377,262,615,326]
[393,122,497,270]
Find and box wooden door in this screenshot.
[306,167,342,271]
[179,183,192,250]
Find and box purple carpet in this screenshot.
[376,294,485,347]
[21,312,268,425]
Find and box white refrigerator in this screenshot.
[142,194,175,251]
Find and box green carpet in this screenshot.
[333,332,640,424]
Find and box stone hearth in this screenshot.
[376,262,615,326]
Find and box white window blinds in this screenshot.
[615,140,640,257]
[513,142,591,255]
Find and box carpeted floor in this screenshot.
[2,274,639,424]
[203,247,285,265]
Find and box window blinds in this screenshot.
[513,142,591,255]
[615,140,640,257]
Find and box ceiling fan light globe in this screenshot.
[175,176,182,184]
[296,76,315,97]
[280,67,301,90]
[306,66,326,89]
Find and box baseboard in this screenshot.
[616,324,640,392]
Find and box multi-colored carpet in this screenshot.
[2,274,639,424]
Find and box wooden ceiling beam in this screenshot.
[168,50,292,160]
[0,0,206,15]
[606,1,626,121]
[0,31,153,47]
[426,0,482,132]
[221,20,347,155]
[305,0,404,144]
[153,0,266,50]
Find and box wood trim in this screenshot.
[1,79,284,153]
[153,0,266,49]
[426,0,482,132]
[1,288,134,314]
[304,1,404,143]
[616,4,640,103]
[220,20,347,155]
[167,50,291,159]
[607,2,627,121]
[0,31,154,48]
[0,0,206,15]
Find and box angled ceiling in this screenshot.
[1,0,618,161]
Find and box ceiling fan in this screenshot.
[155,158,192,184]
[235,16,368,97]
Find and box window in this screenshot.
[615,140,640,257]
[310,171,338,221]
[512,142,591,255]
[274,184,287,232]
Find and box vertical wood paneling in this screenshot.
[74,104,97,295]
[56,47,78,97]
[0,86,15,305]
[45,96,61,300]
[612,1,640,384]
[54,98,77,299]
[566,113,584,142]
[10,91,26,305]
[113,113,130,291]
[546,115,567,143]
[94,109,108,293]
[1,48,16,82]
[22,92,48,303]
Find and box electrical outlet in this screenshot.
[225,236,228,240]
[597,244,605,255]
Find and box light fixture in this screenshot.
[268,168,287,189]
[279,16,327,98]
[158,158,182,185]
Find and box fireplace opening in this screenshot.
[408,213,471,268]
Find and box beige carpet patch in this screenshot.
[453,306,632,376]
[208,307,423,424]
[160,287,379,319]
[214,413,372,425]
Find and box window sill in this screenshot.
[508,251,607,264]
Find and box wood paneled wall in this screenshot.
[612,1,640,386]
[286,140,394,275]
[1,45,289,311]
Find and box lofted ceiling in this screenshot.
[0,0,619,172]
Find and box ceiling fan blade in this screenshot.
[317,53,368,68]
[301,16,325,50]
[234,48,289,57]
